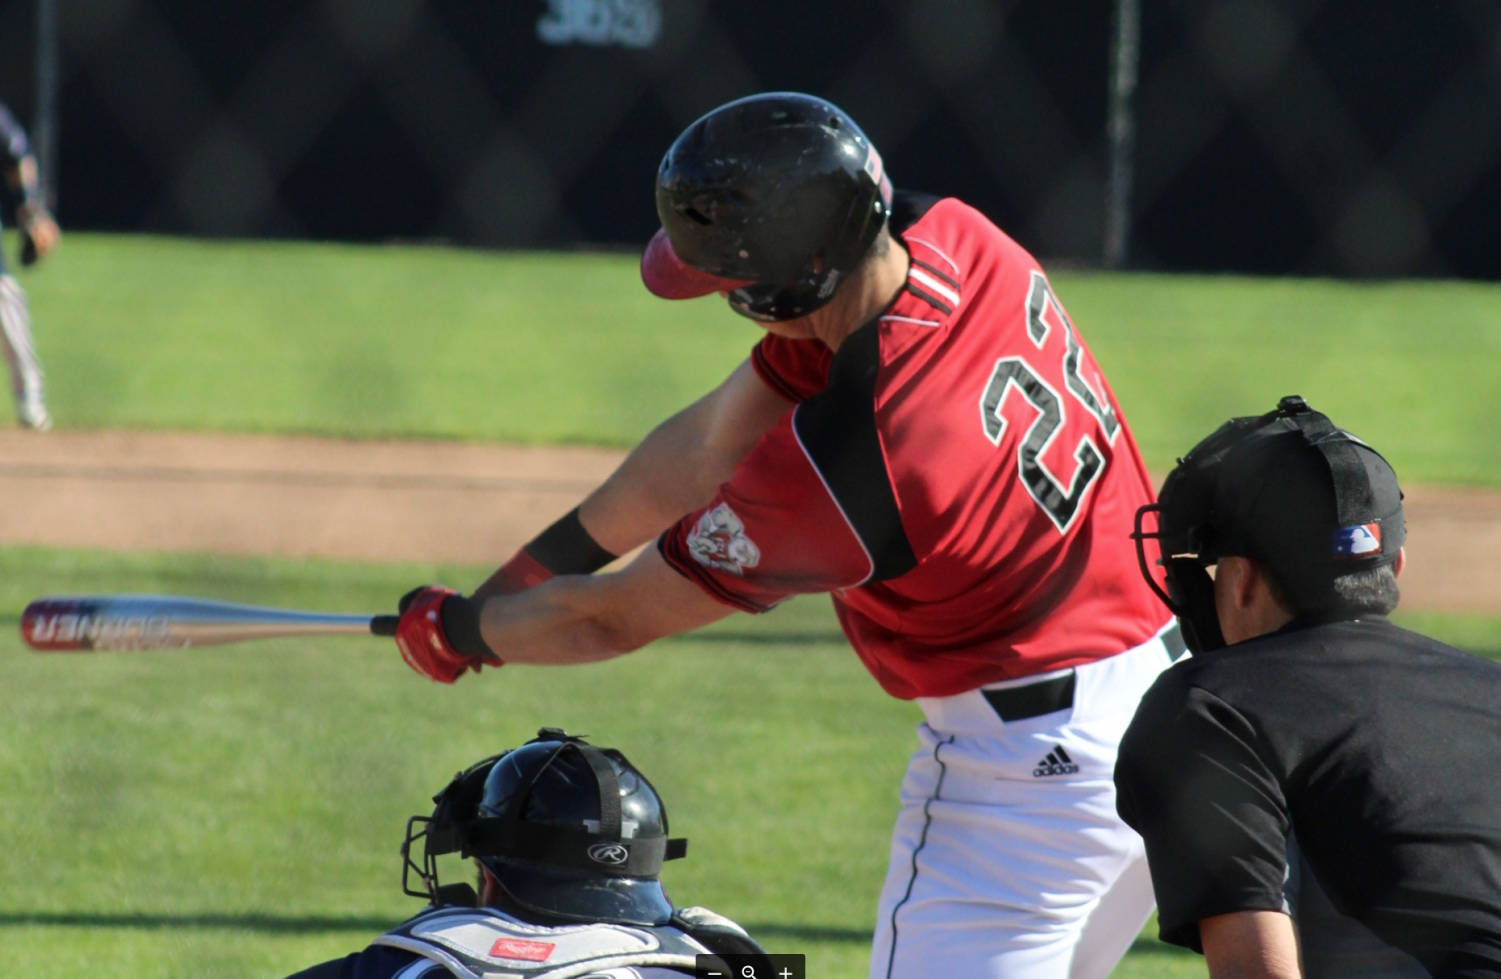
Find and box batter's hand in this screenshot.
[395,586,502,683]
[17,204,59,266]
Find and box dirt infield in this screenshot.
[1,428,1497,614]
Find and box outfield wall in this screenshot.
[0,0,1496,278]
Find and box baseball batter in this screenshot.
[0,101,58,431]
[393,92,1178,978]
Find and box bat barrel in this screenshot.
[21,595,391,651]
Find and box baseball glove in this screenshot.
[17,203,59,266]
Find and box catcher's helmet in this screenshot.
[641,92,893,322]
[401,729,686,927]
[1131,396,1404,653]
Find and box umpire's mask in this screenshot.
[1131,395,1405,654]
[401,729,686,927]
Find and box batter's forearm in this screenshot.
[578,421,729,555]
[471,408,721,600]
[575,375,763,555]
[476,578,638,665]
[476,359,786,599]
[475,549,733,664]
[578,359,789,554]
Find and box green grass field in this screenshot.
[4,233,1500,977]
[23,234,1501,485]
[0,548,916,977]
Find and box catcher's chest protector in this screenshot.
[374,907,708,979]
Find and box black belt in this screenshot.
[983,672,1076,722]
[982,622,1188,723]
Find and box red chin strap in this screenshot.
[640,228,754,299]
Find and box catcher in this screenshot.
[0,100,59,431]
[284,729,770,979]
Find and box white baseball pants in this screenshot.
[0,274,44,406]
[870,623,1179,979]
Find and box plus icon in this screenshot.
[778,971,793,979]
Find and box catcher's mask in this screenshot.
[401,729,687,927]
[1131,395,1405,654]
[642,91,893,323]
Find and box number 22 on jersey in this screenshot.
[979,271,1121,533]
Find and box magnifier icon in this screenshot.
[740,967,757,979]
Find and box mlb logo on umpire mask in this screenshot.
[1333,522,1382,560]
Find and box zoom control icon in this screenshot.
[695,954,806,979]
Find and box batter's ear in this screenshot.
[1393,547,1407,579]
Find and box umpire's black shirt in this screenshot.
[1115,616,1501,978]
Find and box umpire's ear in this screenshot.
[1216,556,1294,645]
[1393,547,1407,579]
[1216,557,1258,612]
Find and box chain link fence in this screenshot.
[1132,0,1501,278]
[0,0,1496,278]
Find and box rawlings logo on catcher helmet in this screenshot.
[588,843,630,866]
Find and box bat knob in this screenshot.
[370,615,400,637]
[19,597,98,651]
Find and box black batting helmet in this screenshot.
[401,729,687,927]
[641,92,893,322]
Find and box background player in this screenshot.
[285,728,767,979]
[392,92,1180,978]
[1117,396,1501,978]
[0,100,58,431]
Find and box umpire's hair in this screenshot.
[1263,563,1401,619]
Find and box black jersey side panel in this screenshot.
[792,320,916,583]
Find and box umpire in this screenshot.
[1115,395,1501,979]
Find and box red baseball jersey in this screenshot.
[659,194,1164,699]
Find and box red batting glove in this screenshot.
[395,586,502,684]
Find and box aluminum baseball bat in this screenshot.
[19,594,400,652]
